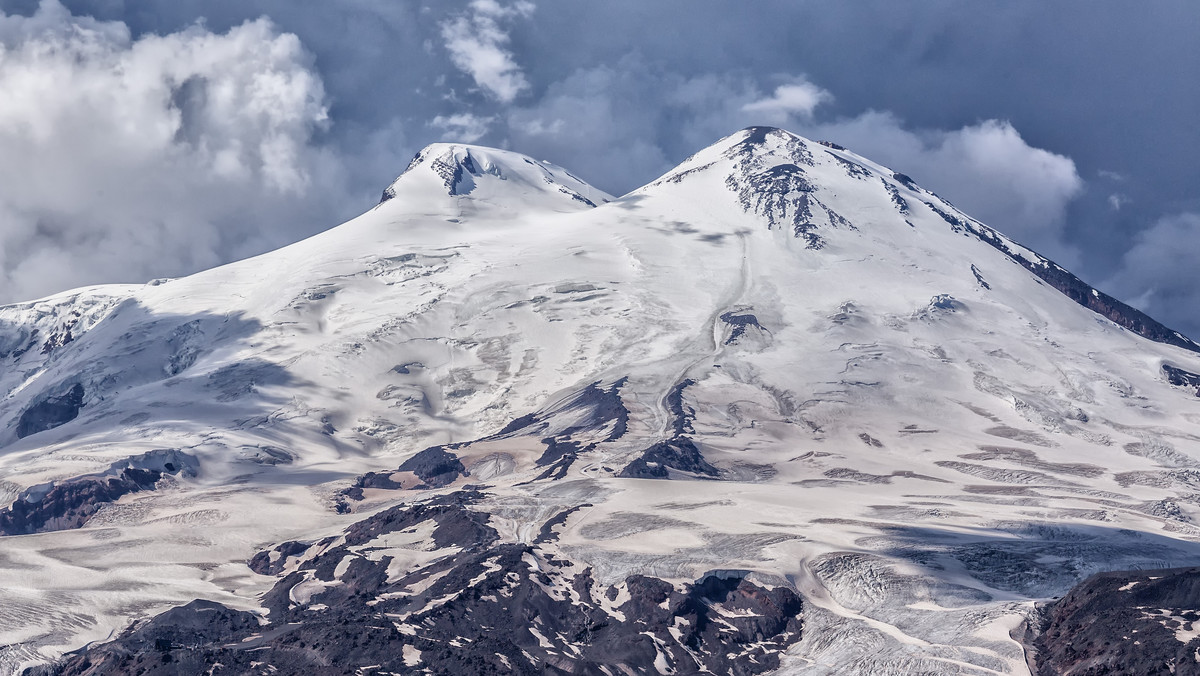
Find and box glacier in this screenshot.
[3,129,1200,674]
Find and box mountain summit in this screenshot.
[5,128,1200,675]
[380,142,612,211]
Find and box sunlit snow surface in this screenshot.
[3,131,1200,674]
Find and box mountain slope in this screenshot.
[4,128,1200,675]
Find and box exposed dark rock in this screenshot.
[492,411,539,437]
[618,437,720,479]
[727,163,823,248]
[378,184,396,204]
[827,152,873,179]
[723,127,858,250]
[535,436,581,467]
[397,445,467,488]
[665,378,697,436]
[821,203,855,231]
[927,294,963,312]
[1163,364,1200,396]
[22,600,262,676]
[720,311,764,345]
[858,433,884,448]
[0,451,197,535]
[0,471,157,535]
[391,361,423,375]
[739,126,807,155]
[342,495,496,551]
[40,314,78,354]
[558,185,599,208]
[0,325,39,359]
[380,150,438,204]
[892,172,919,190]
[16,383,85,439]
[925,200,967,233]
[558,378,630,443]
[971,263,992,290]
[619,380,723,480]
[340,470,404,503]
[441,151,490,196]
[403,145,605,205]
[883,179,910,214]
[534,504,591,544]
[1031,567,1200,676]
[531,437,581,481]
[816,140,845,150]
[34,491,801,676]
[248,539,313,576]
[488,378,629,445]
[344,379,631,501]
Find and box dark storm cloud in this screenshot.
[1,0,1197,337]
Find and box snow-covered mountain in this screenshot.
[4,128,1200,675]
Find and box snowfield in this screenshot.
[3,128,1200,674]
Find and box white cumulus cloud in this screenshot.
[802,114,1084,264]
[504,63,837,191]
[1108,211,1200,337]
[741,80,832,122]
[0,0,351,303]
[441,0,534,103]
[503,62,1084,255]
[430,113,494,143]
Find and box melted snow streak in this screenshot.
[31,489,802,676]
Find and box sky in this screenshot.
[0,1,1197,337]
